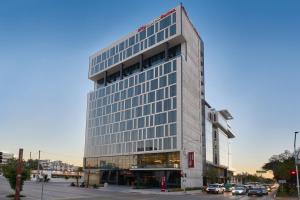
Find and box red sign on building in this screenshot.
[161,176,167,192]
[188,152,194,168]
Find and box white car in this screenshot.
[206,184,224,194]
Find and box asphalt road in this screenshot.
[0,176,276,200]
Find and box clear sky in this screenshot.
[0,0,299,173]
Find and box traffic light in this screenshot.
[290,169,297,176]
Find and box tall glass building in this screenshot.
[84,5,206,188]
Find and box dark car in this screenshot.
[260,186,268,195]
[248,187,263,196]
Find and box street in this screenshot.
[0,176,276,200]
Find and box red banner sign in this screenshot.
[161,176,167,192]
[188,152,194,168]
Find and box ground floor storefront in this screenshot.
[84,152,181,188]
[85,169,181,188]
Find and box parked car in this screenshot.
[206,184,224,194]
[232,186,247,195]
[260,186,268,195]
[248,187,263,197]
[224,183,235,192]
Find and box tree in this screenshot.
[205,167,219,183]
[76,167,83,186]
[2,158,30,193]
[262,150,295,181]
[26,159,39,170]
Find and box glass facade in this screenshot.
[205,110,213,163]
[89,12,178,77]
[84,152,180,169]
[218,129,229,167]
[85,57,179,158]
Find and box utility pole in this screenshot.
[15,148,23,200]
[37,150,40,177]
[294,131,300,199]
[30,152,31,160]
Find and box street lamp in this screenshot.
[293,131,300,199]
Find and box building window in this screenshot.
[147,69,154,80]
[170,24,176,36]
[163,137,171,150]
[164,99,171,111]
[150,79,158,90]
[129,36,135,46]
[138,117,144,128]
[156,101,162,113]
[170,85,176,97]
[159,76,167,88]
[145,140,153,151]
[143,104,150,115]
[148,35,155,47]
[164,62,171,74]
[168,72,176,85]
[170,123,176,136]
[168,110,176,123]
[110,47,115,56]
[139,30,146,40]
[127,47,132,57]
[147,127,155,138]
[156,126,164,137]
[156,88,164,100]
[133,44,139,54]
[157,30,164,43]
[160,15,171,30]
[172,12,176,23]
[147,25,154,37]
[137,141,144,152]
[155,112,166,125]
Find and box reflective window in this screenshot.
[137,141,144,152]
[159,76,167,88]
[164,62,171,74]
[156,126,164,137]
[170,24,176,36]
[133,44,139,54]
[147,25,154,37]
[145,140,153,151]
[151,79,158,90]
[148,35,155,47]
[164,99,171,111]
[119,42,124,51]
[170,123,176,136]
[156,88,164,100]
[139,30,146,40]
[129,36,135,46]
[157,30,164,43]
[170,85,176,97]
[156,101,162,113]
[168,72,176,85]
[168,110,176,123]
[160,15,171,30]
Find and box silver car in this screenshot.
[232,186,247,195]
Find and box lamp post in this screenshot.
[294,131,300,199]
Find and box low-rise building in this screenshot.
[0,152,14,165]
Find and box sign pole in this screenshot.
[15,148,23,200]
[294,132,300,199]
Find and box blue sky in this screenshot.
[0,0,299,173]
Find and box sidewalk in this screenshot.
[97,185,203,195]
